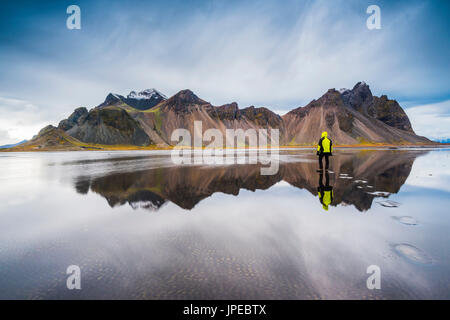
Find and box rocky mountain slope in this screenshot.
[58,106,151,146]
[130,89,285,146]
[282,82,430,145]
[5,125,93,151]
[9,82,432,150]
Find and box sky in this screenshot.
[0,0,449,144]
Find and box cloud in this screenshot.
[67,0,444,107]
[407,100,450,140]
[0,129,13,145]
[405,151,450,192]
[0,96,55,145]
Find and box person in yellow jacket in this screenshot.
[318,171,333,211]
[316,131,333,172]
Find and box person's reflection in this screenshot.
[318,171,333,211]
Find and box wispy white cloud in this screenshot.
[405,151,450,192]
[0,96,56,145]
[407,100,450,140]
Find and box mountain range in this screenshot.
[4,82,433,151]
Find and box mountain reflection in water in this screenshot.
[73,149,424,212]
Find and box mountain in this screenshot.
[282,82,430,145]
[0,140,28,149]
[130,89,284,146]
[4,125,96,151]
[14,82,433,150]
[3,123,157,152]
[341,82,414,132]
[58,106,151,146]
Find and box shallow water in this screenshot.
[0,148,449,299]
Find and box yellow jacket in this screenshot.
[317,131,333,154]
[318,189,333,211]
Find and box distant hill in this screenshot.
[2,125,160,152]
[3,125,94,151]
[433,138,450,144]
[8,82,434,150]
[0,140,28,149]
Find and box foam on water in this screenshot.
[377,200,401,208]
[393,244,433,265]
[392,216,418,225]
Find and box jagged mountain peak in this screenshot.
[103,93,122,105]
[100,88,166,111]
[353,81,368,88]
[218,102,239,109]
[285,89,339,117]
[171,89,206,103]
[214,102,239,113]
[340,81,373,112]
[162,90,210,110]
[127,88,167,100]
[316,89,345,107]
[337,81,369,95]
[351,81,372,97]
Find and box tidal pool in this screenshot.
[0,148,449,299]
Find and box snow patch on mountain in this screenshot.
[127,89,167,100]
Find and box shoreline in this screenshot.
[1,143,447,153]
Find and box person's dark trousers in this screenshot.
[318,154,330,170]
[318,171,330,191]
[324,171,330,186]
